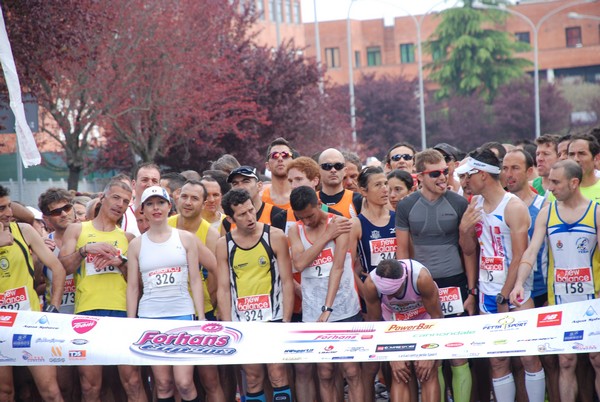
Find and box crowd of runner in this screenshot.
[1,133,599,402]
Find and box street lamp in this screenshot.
[568,12,600,21]
[346,0,452,149]
[473,0,598,138]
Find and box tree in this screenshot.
[3,1,116,189]
[353,73,420,156]
[426,2,531,102]
[491,76,571,142]
[103,0,263,165]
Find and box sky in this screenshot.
[300,0,517,23]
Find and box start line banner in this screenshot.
[0,299,599,366]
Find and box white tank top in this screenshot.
[297,215,360,322]
[475,193,530,296]
[138,229,194,318]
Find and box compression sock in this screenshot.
[273,385,293,401]
[492,373,516,402]
[451,363,473,402]
[525,369,546,402]
[438,365,446,402]
[246,390,267,402]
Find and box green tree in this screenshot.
[426,1,531,102]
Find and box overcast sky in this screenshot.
[300,0,517,23]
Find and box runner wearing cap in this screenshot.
[362,258,443,402]
[458,148,545,402]
[224,166,287,232]
[127,186,205,402]
[433,143,461,193]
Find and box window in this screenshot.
[400,43,415,63]
[269,0,275,21]
[284,0,291,23]
[515,32,530,44]
[566,27,582,48]
[367,46,382,66]
[431,41,445,61]
[293,1,301,24]
[256,0,264,20]
[325,47,341,68]
[355,51,361,68]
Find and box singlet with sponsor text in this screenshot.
[547,200,600,305]
[226,224,283,322]
[74,221,128,313]
[296,214,360,322]
[373,259,432,321]
[475,193,528,296]
[357,211,397,274]
[0,222,40,311]
[138,228,194,318]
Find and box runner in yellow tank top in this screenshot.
[0,185,66,402]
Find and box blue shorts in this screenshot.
[479,293,529,314]
[78,309,126,318]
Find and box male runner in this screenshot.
[216,189,294,402]
[60,179,146,402]
[510,160,600,402]
[122,162,161,236]
[317,148,361,218]
[0,185,66,402]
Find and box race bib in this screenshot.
[480,256,505,284]
[554,267,594,302]
[438,286,464,316]
[147,267,185,289]
[369,238,397,266]
[84,252,121,276]
[61,277,76,307]
[392,305,427,321]
[305,248,334,279]
[236,294,272,322]
[0,286,31,311]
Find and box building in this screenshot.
[251,0,306,48]
[303,0,600,86]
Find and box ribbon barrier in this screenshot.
[1,299,598,366]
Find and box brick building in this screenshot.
[303,0,600,85]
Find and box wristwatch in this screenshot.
[321,305,333,313]
[495,293,508,305]
[467,287,479,296]
[119,255,128,265]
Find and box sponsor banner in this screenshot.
[0,300,598,366]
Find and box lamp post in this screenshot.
[346,0,452,149]
[473,0,598,139]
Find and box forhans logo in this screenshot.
[130,323,242,360]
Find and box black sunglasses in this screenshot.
[391,153,413,162]
[269,151,292,160]
[420,167,449,178]
[320,162,345,171]
[47,203,73,217]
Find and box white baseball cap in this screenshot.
[140,186,170,208]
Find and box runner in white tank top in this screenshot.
[126,186,204,402]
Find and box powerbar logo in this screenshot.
[385,322,434,333]
[130,323,242,359]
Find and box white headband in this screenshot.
[455,157,501,175]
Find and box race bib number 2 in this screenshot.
[305,248,334,279]
[0,286,31,311]
[438,286,464,316]
[236,294,272,322]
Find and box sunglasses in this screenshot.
[391,153,413,162]
[420,167,449,178]
[320,162,345,171]
[47,203,73,217]
[269,151,292,160]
